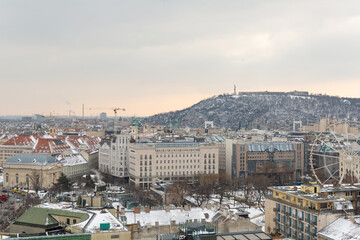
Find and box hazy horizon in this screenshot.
[0,90,358,118]
[1,1,360,117]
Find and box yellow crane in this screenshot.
[88,107,126,133]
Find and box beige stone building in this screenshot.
[0,134,37,166]
[0,145,33,167]
[129,141,219,188]
[3,154,62,189]
[300,118,360,136]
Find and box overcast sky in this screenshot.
[1,0,360,117]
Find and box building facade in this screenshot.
[99,134,130,178]
[128,141,219,188]
[3,154,63,189]
[0,145,33,167]
[57,154,90,179]
[226,141,304,181]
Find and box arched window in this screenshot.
[140,155,143,160]
[204,154,207,158]
[213,153,215,158]
[208,153,211,158]
[145,155,147,160]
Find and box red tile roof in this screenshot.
[2,135,39,146]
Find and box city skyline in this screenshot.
[1,1,360,116]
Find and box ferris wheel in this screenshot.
[309,120,360,185]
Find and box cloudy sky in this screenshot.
[1,0,360,117]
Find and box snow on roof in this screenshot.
[124,207,217,227]
[334,201,354,211]
[36,203,127,233]
[57,154,88,166]
[318,216,360,240]
[5,154,60,165]
[250,215,265,232]
[75,209,126,233]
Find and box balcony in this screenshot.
[310,221,316,226]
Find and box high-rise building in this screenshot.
[100,112,107,121]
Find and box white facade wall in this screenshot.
[99,134,130,178]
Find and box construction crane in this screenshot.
[88,107,126,133]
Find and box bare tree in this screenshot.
[210,173,233,205]
[191,175,213,206]
[166,180,191,206]
[240,174,271,212]
[29,170,43,195]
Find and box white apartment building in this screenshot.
[99,134,130,178]
[129,141,219,188]
[58,154,90,179]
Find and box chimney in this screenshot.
[166,205,170,212]
[206,204,211,210]
[117,206,120,218]
[146,206,151,213]
[134,207,140,214]
[229,211,233,219]
[184,205,190,211]
[155,221,159,227]
[121,207,125,215]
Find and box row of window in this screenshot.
[275,204,318,224]
[275,223,316,240]
[140,153,217,159]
